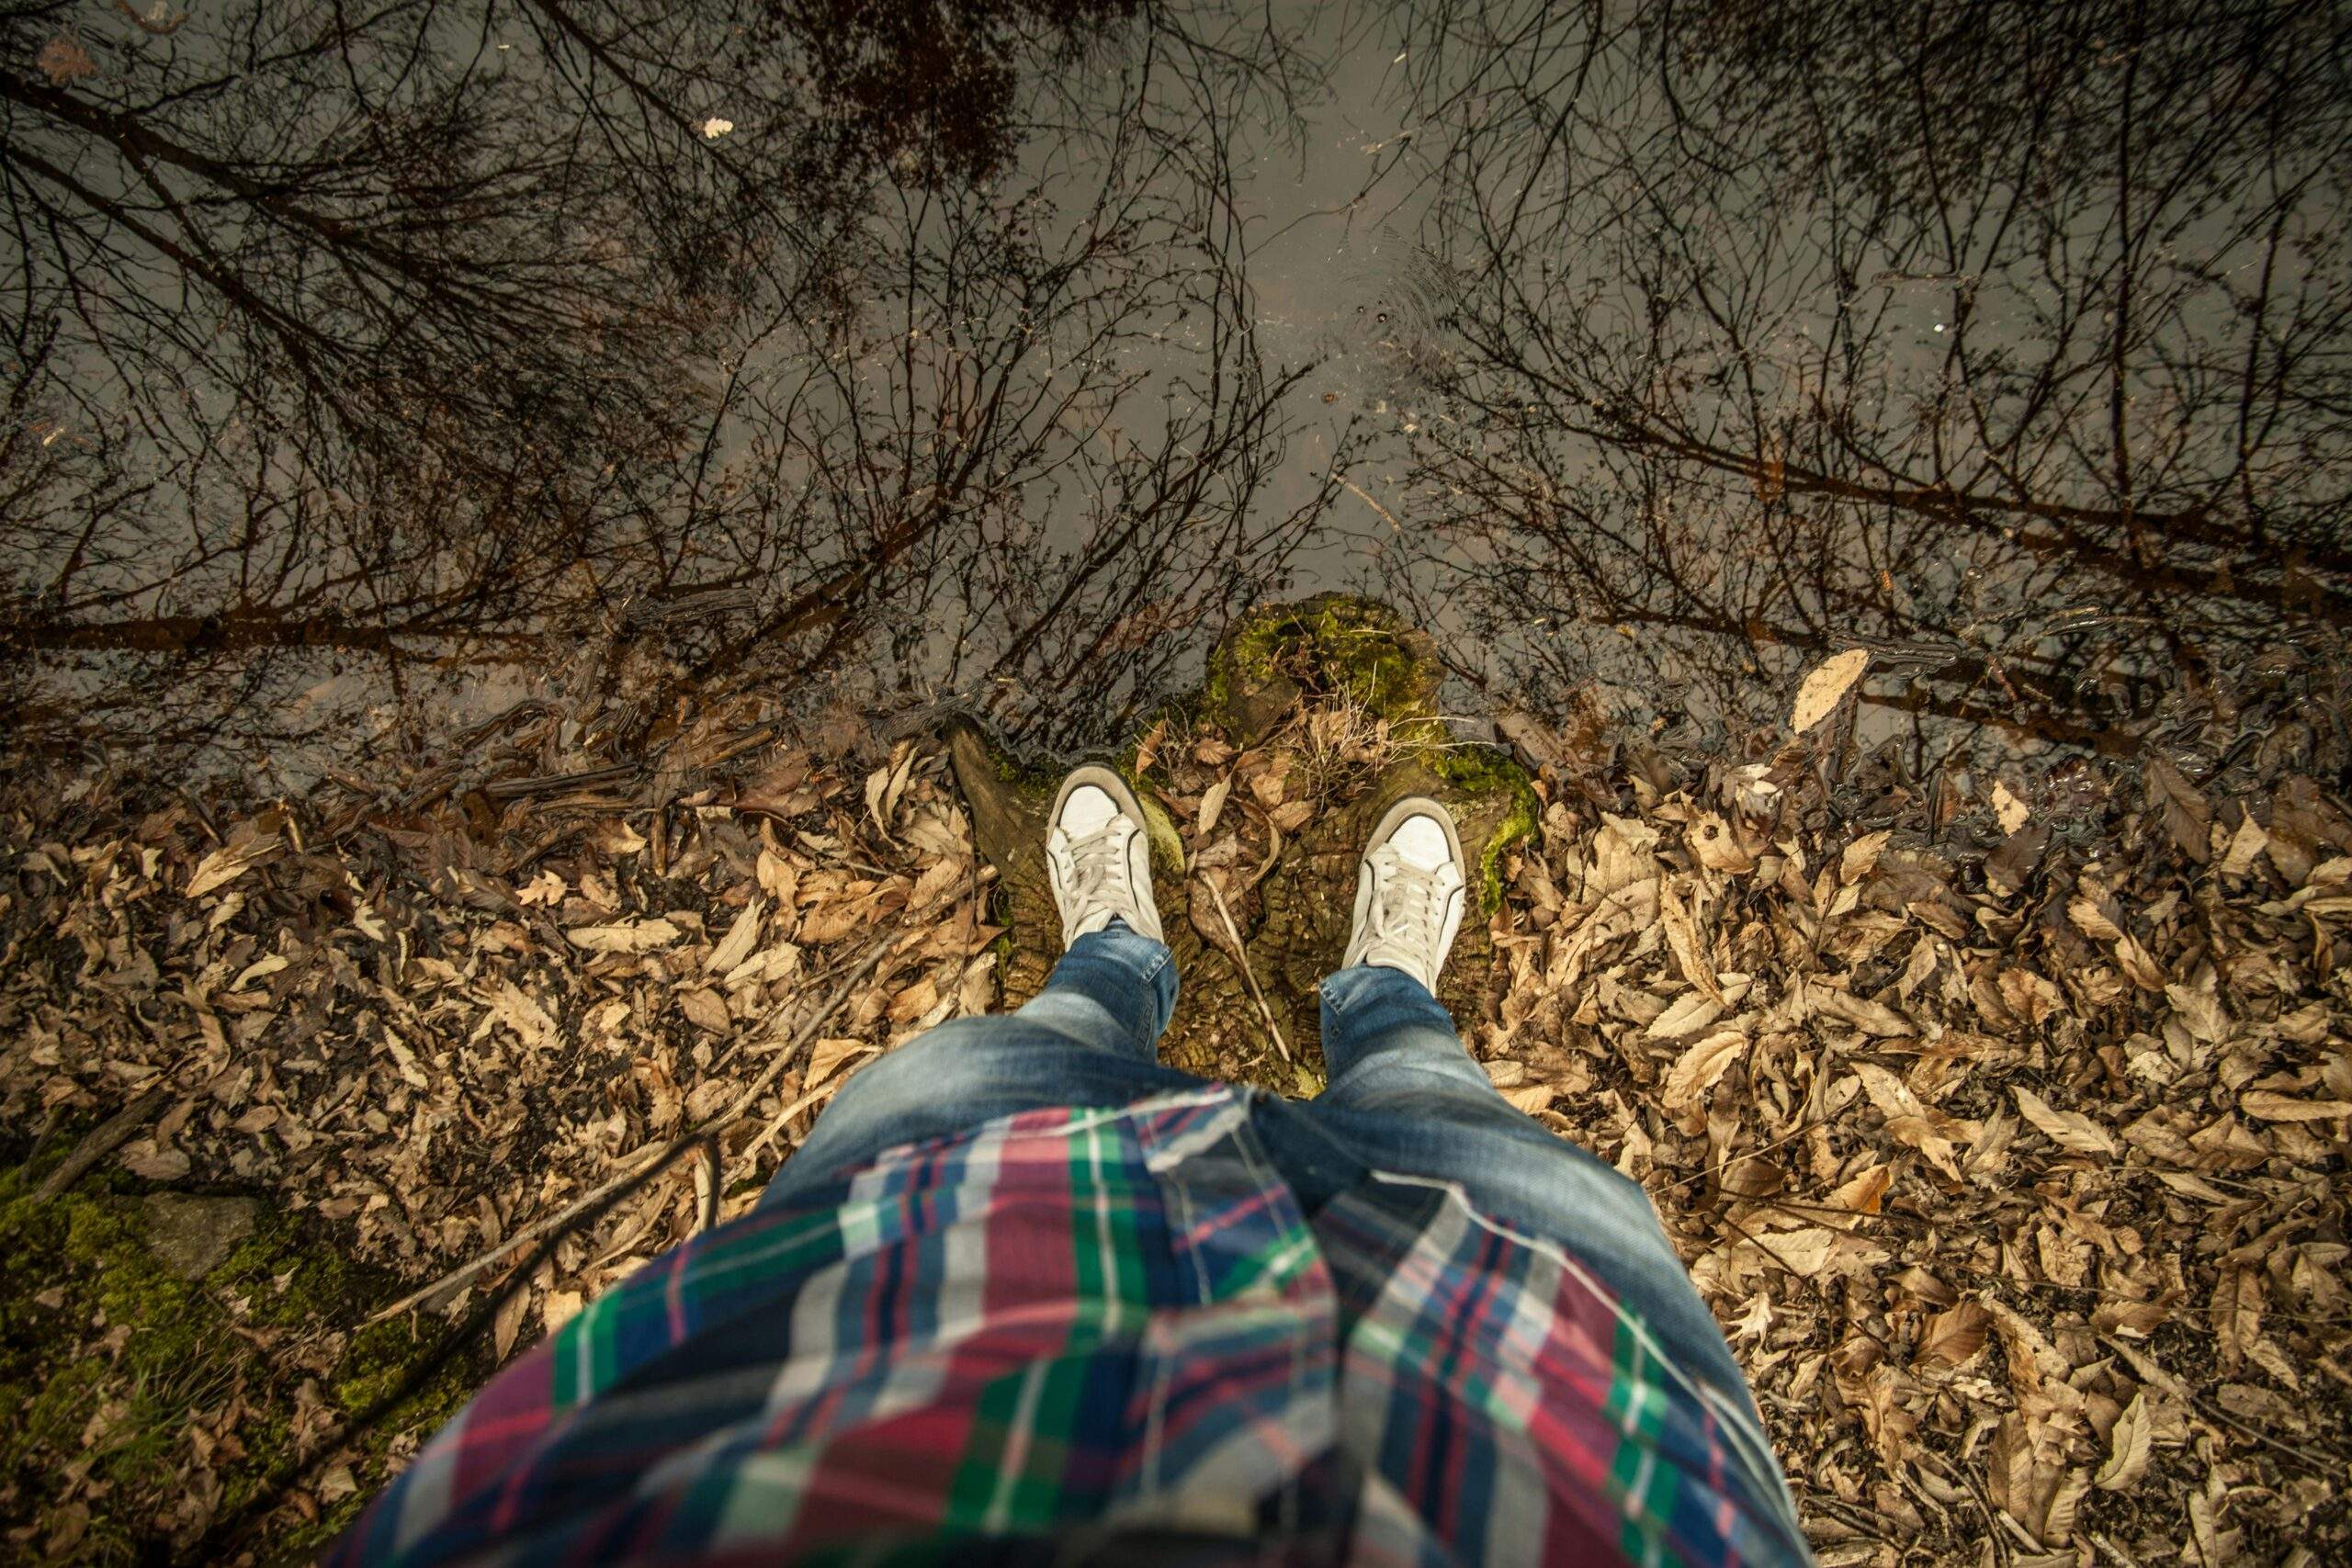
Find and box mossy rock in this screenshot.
[0,1162,482,1564]
[1204,593,1442,744]
[947,595,1538,1098]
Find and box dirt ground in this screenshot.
[3,605,2348,1563]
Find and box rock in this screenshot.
[141,1192,259,1281]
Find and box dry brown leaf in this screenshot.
[1498,1083,1555,1115]
[1839,829,1891,885]
[1198,775,1233,838]
[1790,648,1871,733]
[2066,898,2124,942]
[1852,1061,1974,1179]
[2237,1090,2352,1122]
[865,744,918,840]
[2042,1469,2091,1542]
[1134,717,1168,774]
[486,983,560,1053]
[2011,1088,2119,1157]
[119,1139,190,1181]
[677,987,731,1034]
[2110,930,2166,990]
[2211,1266,2261,1371]
[493,1283,534,1360]
[1646,991,1726,1041]
[1829,1164,1892,1216]
[2094,1393,2154,1491]
[186,818,282,898]
[1757,1227,1841,1278]
[1658,879,1724,1004]
[1660,1030,1746,1112]
[805,1036,872,1086]
[1915,1299,1990,1371]
[756,849,800,908]
[1686,812,1755,874]
[885,974,941,1024]
[706,900,763,973]
[2217,813,2269,879]
[567,919,683,953]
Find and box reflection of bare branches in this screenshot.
[1,0,1334,761]
[1373,0,2351,756]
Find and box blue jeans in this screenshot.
[763,922,1757,1419]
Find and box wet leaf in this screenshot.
[1789,649,1871,733]
[2143,758,2211,864]
[1984,824,2048,897]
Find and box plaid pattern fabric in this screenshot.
[332,1088,1806,1566]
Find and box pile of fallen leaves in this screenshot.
[4,644,2350,1563]
[1478,655,2352,1565]
[0,695,994,1556]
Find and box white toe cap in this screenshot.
[1059,784,1121,837]
[1388,814,1453,872]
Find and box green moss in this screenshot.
[1208,595,1441,735]
[0,1166,481,1565]
[1423,741,1541,908]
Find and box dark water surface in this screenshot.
[5,0,2346,782]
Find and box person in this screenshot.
[331,768,1810,1566]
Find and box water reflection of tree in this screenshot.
[1380,0,2350,758]
[0,0,1327,757]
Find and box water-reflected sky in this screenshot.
[5,0,2345,784]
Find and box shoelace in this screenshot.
[1362,845,1446,976]
[1062,819,1139,922]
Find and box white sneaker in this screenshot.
[1341,796,1466,993]
[1046,766,1163,945]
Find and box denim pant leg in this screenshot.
[760,922,1205,1209]
[1307,964,1764,1425]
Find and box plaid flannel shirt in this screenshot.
[331,1087,1806,1566]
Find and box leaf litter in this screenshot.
[4,652,2350,1562]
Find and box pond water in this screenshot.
[4,0,2346,785]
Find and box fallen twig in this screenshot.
[33,1080,171,1201]
[1203,875,1290,1061]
